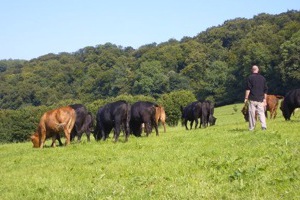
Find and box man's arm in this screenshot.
[263,93,267,106]
[244,90,250,103]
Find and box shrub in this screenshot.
[158,90,196,126]
[0,105,48,143]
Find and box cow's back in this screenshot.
[43,106,76,132]
[182,101,200,120]
[69,104,90,133]
[287,89,300,105]
[32,106,76,148]
[131,101,157,120]
[99,100,128,122]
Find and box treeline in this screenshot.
[0,11,300,143]
[1,11,300,110]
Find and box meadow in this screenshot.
[0,104,299,200]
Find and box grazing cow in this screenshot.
[180,101,202,130]
[207,101,216,126]
[130,101,158,137]
[242,94,284,121]
[30,106,76,148]
[280,88,300,120]
[69,104,94,142]
[155,106,166,133]
[201,100,216,127]
[209,116,217,126]
[265,95,284,119]
[94,100,131,142]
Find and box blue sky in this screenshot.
[1,0,299,60]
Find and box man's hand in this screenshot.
[263,99,267,107]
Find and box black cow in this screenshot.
[201,100,216,127]
[130,101,158,137]
[180,101,202,130]
[209,116,217,126]
[69,104,94,142]
[280,88,300,120]
[94,100,131,142]
[208,101,216,126]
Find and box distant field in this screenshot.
[0,104,299,200]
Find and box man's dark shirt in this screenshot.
[246,73,268,102]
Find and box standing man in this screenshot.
[244,65,268,131]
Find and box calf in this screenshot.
[155,106,167,133]
[265,95,284,119]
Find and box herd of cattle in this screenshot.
[241,88,300,121]
[30,88,300,148]
[30,101,167,148]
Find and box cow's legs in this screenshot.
[64,128,71,146]
[57,135,63,146]
[101,129,107,141]
[190,120,194,130]
[184,119,189,130]
[194,119,198,129]
[86,131,91,142]
[153,120,159,136]
[114,124,121,142]
[77,133,82,142]
[51,135,56,147]
[273,110,277,119]
[39,130,46,148]
[145,122,151,136]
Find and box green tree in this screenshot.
[158,90,196,126]
[132,61,169,97]
[278,30,300,89]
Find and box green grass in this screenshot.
[1,104,300,200]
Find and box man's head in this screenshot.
[252,65,259,73]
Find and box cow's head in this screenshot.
[30,133,40,148]
[209,116,217,126]
[280,100,291,120]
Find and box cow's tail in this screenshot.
[65,109,76,145]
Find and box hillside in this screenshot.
[0,10,299,110]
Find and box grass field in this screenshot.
[0,104,299,200]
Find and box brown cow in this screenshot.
[155,106,166,132]
[242,95,283,121]
[30,106,76,148]
[266,95,284,119]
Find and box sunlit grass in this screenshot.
[0,104,299,199]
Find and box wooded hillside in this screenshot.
[1,10,299,109]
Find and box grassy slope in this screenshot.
[0,104,299,200]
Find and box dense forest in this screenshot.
[0,11,300,143]
[1,10,300,110]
